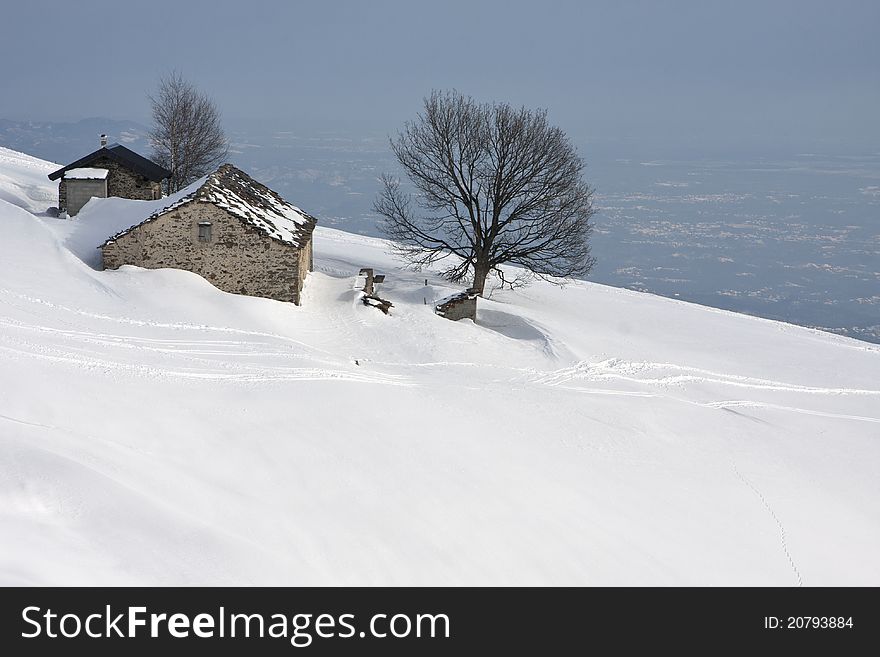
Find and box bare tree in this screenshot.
[149,72,228,193]
[375,90,596,295]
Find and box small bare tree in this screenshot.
[149,72,228,193]
[375,90,596,295]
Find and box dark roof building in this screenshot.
[48,137,171,216]
[48,142,171,183]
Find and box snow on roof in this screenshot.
[435,290,477,307]
[64,167,109,180]
[103,164,317,248]
[198,164,315,245]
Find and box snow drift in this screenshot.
[0,146,57,214]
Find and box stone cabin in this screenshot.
[99,164,318,305]
[48,138,171,215]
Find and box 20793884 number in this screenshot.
[787,617,854,629]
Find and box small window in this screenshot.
[198,222,213,242]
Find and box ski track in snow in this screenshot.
[0,338,412,387]
[0,291,413,386]
[0,413,55,430]
[0,289,339,356]
[4,300,878,418]
[529,359,880,424]
[0,316,352,367]
[731,461,804,587]
[0,331,411,393]
[533,358,880,397]
[702,400,880,424]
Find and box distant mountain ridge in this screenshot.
[0,117,151,165]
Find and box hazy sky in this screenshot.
[2,0,878,149]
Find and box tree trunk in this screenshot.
[471,261,490,296]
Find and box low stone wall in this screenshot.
[101,201,311,304]
[435,290,477,321]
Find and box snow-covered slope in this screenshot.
[1,149,878,586]
[0,146,56,213]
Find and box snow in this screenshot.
[0,146,56,213]
[1,147,879,586]
[62,167,109,180]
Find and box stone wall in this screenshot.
[435,290,477,321]
[59,157,161,213]
[65,179,108,216]
[296,238,313,298]
[101,201,312,304]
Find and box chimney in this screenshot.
[100,134,108,147]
